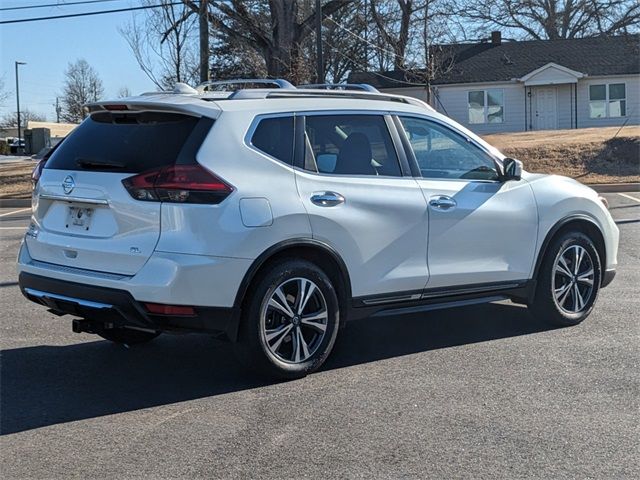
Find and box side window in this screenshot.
[399,116,499,181]
[250,116,294,165]
[304,115,401,177]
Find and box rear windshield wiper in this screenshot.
[76,158,127,170]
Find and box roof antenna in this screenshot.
[173,82,198,94]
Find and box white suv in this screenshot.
[18,80,619,378]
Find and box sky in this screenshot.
[0,0,160,121]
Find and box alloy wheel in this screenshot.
[260,277,329,364]
[552,245,595,314]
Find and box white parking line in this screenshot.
[618,193,640,203]
[0,227,26,230]
[0,208,31,218]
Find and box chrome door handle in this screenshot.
[311,191,345,207]
[429,195,457,210]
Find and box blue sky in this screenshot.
[1,0,159,121]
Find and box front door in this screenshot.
[396,115,538,289]
[534,87,558,130]
[294,113,429,298]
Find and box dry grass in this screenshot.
[0,162,35,199]
[483,125,640,183]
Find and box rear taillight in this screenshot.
[31,158,46,187]
[144,302,196,316]
[122,164,233,204]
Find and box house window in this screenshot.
[468,89,504,124]
[589,83,626,118]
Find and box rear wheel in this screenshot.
[531,231,601,326]
[98,328,160,345]
[235,260,340,379]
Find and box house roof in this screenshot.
[348,35,640,88]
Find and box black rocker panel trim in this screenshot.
[349,280,535,321]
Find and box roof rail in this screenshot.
[297,83,379,93]
[196,78,295,93]
[215,85,435,111]
[268,90,426,106]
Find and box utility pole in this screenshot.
[55,97,61,123]
[199,0,209,83]
[15,61,26,153]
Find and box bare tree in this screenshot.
[318,6,370,83]
[117,86,133,98]
[1,109,46,129]
[173,0,353,84]
[210,26,270,80]
[453,0,640,40]
[120,0,199,90]
[60,59,104,123]
[369,0,419,70]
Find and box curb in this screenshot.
[0,199,31,208]
[587,183,640,193]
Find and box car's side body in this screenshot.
[17,87,619,352]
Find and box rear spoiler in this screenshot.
[84,99,221,119]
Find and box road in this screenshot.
[1,193,638,479]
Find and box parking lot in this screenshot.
[0,192,638,479]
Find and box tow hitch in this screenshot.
[72,319,114,334]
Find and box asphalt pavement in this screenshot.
[0,193,638,479]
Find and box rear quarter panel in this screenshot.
[154,110,312,259]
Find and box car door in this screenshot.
[396,115,538,289]
[294,113,429,300]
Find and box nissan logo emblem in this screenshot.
[62,175,75,195]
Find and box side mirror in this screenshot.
[502,157,523,181]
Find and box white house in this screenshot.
[349,34,639,134]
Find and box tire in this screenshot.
[531,231,601,327]
[98,328,160,345]
[235,259,341,379]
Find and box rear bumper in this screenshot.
[19,272,241,339]
[17,241,252,308]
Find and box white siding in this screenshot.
[380,73,640,132]
[576,75,640,128]
[557,84,574,129]
[381,83,526,133]
[523,65,582,86]
[430,82,525,134]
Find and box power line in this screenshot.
[0,0,125,12]
[0,2,182,25]
[325,15,401,59]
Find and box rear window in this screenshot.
[250,116,294,165]
[45,112,208,173]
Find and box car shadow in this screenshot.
[1,302,553,435]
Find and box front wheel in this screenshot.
[235,260,340,379]
[531,231,601,327]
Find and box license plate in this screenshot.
[66,206,93,230]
